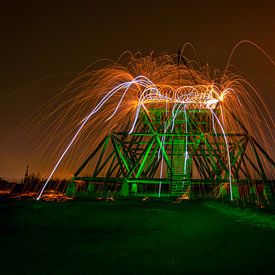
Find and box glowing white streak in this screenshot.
[183,105,188,171]
[129,77,162,134]
[183,105,189,188]
[212,112,217,136]
[210,109,233,201]
[129,102,142,134]
[105,83,132,121]
[37,114,91,200]
[171,104,178,132]
[158,121,167,197]
[171,104,183,132]
[37,75,154,199]
[206,99,219,109]
[220,105,226,129]
[158,155,164,197]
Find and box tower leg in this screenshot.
[120,181,129,196]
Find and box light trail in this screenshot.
[210,109,233,201]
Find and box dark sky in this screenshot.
[1,0,275,180]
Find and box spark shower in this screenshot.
[18,42,274,202]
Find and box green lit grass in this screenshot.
[204,201,275,230]
[0,199,274,274]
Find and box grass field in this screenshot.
[0,199,274,274]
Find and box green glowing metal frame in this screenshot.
[67,108,275,200]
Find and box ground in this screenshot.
[0,199,274,274]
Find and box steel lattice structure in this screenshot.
[67,105,275,201]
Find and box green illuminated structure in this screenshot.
[67,106,274,201]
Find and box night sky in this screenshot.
[1,0,275,180]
